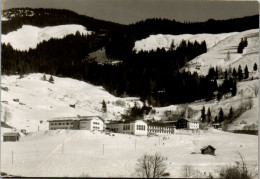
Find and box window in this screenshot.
[59,123,61,125]
[137,125,145,131]
[67,123,69,125]
[123,125,130,130]
[93,122,100,125]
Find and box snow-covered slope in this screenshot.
[133,29,259,77]
[1,74,138,132]
[133,32,238,52]
[1,25,92,51]
[185,29,259,76]
[1,130,257,178]
[146,79,258,130]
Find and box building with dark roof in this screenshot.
[175,118,199,129]
[201,145,216,155]
[3,132,20,142]
[147,121,175,134]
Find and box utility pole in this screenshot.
[62,143,64,155]
[12,150,13,165]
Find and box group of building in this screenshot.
[2,116,200,142]
[47,116,200,136]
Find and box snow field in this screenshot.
[1,24,92,51]
[1,74,139,132]
[133,32,238,53]
[1,130,257,178]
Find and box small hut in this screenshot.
[201,145,216,155]
[3,132,20,142]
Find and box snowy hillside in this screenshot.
[1,25,92,51]
[185,29,259,76]
[1,130,257,178]
[133,32,237,53]
[146,79,258,130]
[133,29,259,77]
[1,74,138,132]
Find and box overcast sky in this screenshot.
[3,0,259,24]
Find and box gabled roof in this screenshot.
[106,119,147,125]
[200,145,216,151]
[130,119,147,124]
[147,121,174,127]
[48,116,104,122]
[3,132,20,137]
[187,119,199,123]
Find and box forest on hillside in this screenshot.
[2,8,258,106]
[2,33,236,106]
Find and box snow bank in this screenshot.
[1,24,92,51]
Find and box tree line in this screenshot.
[2,35,219,106]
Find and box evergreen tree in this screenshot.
[201,106,206,122]
[224,70,228,80]
[214,116,218,123]
[217,92,221,101]
[43,74,47,81]
[237,65,243,81]
[219,108,224,123]
[170,40,175,50]
[228,106,233,119]
[48,75,54,83]
[206,107,211,123]
[232,68,237,78]
[253,63,258,71]
[244,65,249,79]
[215,66,219,79]
[102,100,107,113]
[231,81,237,96]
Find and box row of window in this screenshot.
[93,126,100,130]
[50,127,69,130]
[123,125,130,130]
[50,122,73,126]
[93,122,100,125]
[149,130,173,134]
[136,125,145,131]
[149,126,173,130]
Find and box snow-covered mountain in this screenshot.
[184,29,259,76]
[133,32,238,52]
[133,29,259,76]
[1,25,92,51]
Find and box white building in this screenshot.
[79,116,104,131]
[48,116,104,131]
[187,119,200,130]
[106,120,148,136]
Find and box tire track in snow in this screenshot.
[31,132,77,172]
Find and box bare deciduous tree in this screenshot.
[219,152,258,179]
[135,153,168,178]
[182,164,194,178]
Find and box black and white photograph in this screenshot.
[1,0,259,178]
